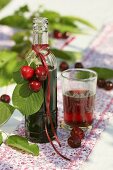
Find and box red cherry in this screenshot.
[59,61,69,72]
[21,66,34,80]
[29,80,42,92]
[0,94,10,103]
[74,62,84,68]
[70,127,84,140]
[104,81,113,90]
[35,66,47,81]
[67,136,81,148]
[62,32,70,39]
[53,30,63,39]
[97,79,105,88]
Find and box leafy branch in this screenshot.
[0,4,97,87]
[0,60,42,156]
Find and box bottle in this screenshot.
[25,17,57,143]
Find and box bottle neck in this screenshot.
[32,31,48,45]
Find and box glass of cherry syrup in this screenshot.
[61,68,97,129]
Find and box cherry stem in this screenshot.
[45,119,71,161]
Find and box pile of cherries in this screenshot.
[0,94,10,103]
[67,126,84,148]
[53,30,70,39]
[97,79,113,91]
[59,61,84,72]
[20,65,47,92]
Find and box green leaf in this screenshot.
[0,102,15,126]
[15,5,29,14]
[40,10,60,23]
[60,16,96,30]
[0,51,17,69]
[13,60,28,84]
[0,132,3,145]
[30,62,37,69]
[0,50,18,87]
[51,23,87,34]
[12,41,31,58]
[51,48,82,61]
[89,67,113,79]
[12,83,44,115]
[0,15,31,29]
[0,68,14,87]
[12,31,30,43]
[0,0,10,9]
[6,135,39,156]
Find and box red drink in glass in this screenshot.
[63,89,95,127]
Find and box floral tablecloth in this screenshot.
[0,23,113,170]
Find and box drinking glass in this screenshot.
[61,68,97,129]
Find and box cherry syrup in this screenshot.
[63,89,95,127]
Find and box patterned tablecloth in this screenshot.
[0,23,113,170]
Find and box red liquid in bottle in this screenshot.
[63,90,95,127]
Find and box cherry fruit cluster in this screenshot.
[97,79,113,91]
[67,126,84,148]
[59,61,84,72]
[20,65,47,92]
[53,30,70,39]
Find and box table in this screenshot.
[1,23,113,170]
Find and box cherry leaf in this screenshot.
[12,83,44,115]
[13,60,28,84]
[6,135,39,156]
[0,102,15,126]
[89,67,113,79]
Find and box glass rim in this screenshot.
[61,68,97,81]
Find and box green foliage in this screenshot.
[6,135,39,156]
[0,15,31,29]
[39,10,96,32]
[60,16,96,30]
[0,51,18,86]
[12,31,30,44]
[12,83,44,115]
[0,5,31,29]
[0,0,11,9]
[13,60,28,84]
[40,10,60,23]
[90,67,113,79]
[0,4,96,88]
[51,48,82,61]
[0,5,96,32]
[0,132,3,145]
[0,102,15,126]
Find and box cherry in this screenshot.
[62,32,70,39]
[0,94,10,103]
[53,30,63,39]
[35,66,47,81]
[59,61,69,72]
[67,136,81,148]
[29,80,42,92]
[97,79,105,88]
[74,62,84,68]
[70,127,84,140]
[21,66,34,80]
[104,81,113,90]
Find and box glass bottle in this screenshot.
[25,17,57,143]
